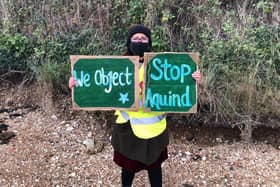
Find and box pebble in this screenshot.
[185,151,191,156]
[51,156,59,161]
[66,126,74,131]
[216,137,223,143]
[59,121,66,125]
[87,132,93,137]
[51,115,57,120]
[69,172,76,177]
[83,138,95,154]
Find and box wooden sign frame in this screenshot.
[143,52,199,113]
[70,55,139,111]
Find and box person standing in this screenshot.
[69,24,201,186]
[111,24,201,187]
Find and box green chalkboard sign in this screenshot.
[143,52,199,113]
[70,55,139,110]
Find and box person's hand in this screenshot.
[68,77,76,89]
[192,70,201,83]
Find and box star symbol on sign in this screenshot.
[118,92,130,104]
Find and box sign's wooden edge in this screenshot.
[188,52,199,65]
[143,53,156,112]
[70,55,76,110]
[188,52,199,114]
[133,57,140,110]
[142,52,199,113]
[70,55,139,111]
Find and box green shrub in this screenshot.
[0,0,279,140]
[0,33,33,73]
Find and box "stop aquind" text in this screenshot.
[145,57,193,109]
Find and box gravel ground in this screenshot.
[0,106,279,187]
[0,84,279,187]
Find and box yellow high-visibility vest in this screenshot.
[115,65,166,139]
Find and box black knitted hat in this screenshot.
[126,24,152,48]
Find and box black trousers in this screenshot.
[122,166,162,187]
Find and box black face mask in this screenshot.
[129,42,151,57]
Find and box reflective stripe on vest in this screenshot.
[131,114,165,125]
[115,65,167,138]
[120,111,130,121]
[115,110,128,124]
[130,117,166,139]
